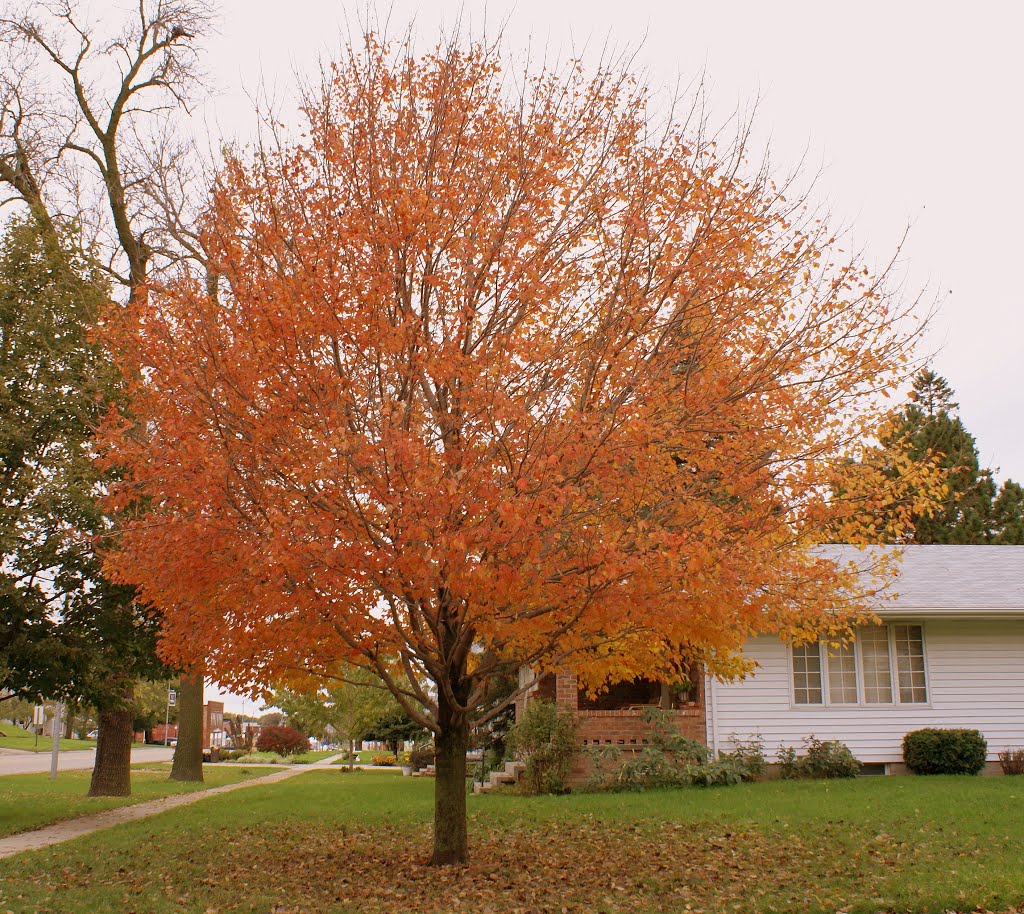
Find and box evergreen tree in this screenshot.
[877,369,1023,544]
[991,481,1024,544]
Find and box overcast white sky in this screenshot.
[205,0,1022,711]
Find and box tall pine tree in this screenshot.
[879,369,1022,544]
[991,481,1024,544]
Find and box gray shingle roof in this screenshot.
[815,544,1024,610]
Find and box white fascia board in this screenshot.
[873,606,1024,620]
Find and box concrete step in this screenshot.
[475,759,526,794]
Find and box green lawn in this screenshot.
[330,749,394,765]
[214,748,335,765]
[0,765,274,838]
[289,749,340,764]
[0,771,1023,913]
[0,724,96,753]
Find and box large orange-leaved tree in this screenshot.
[100,37,932,863]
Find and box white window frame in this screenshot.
[788,623,929,708]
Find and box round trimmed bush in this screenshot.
[255,725,309,756]
[902,728,987,775]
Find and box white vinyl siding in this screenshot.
[711,619,1024,763]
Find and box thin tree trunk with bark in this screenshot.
[170,672,204,782]
[430,692,470,865]
[88,704,133,796]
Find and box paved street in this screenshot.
[0,745,174,777]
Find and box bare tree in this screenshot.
[0,0,216,796]
[0,0,215,293]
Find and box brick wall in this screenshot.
[568,708,707,785]
[576,707,706,748]
[555,670,577,712]
[512,667,709,786]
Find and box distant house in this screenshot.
[203,700,226,749]
[712,545,1024,772]
[142,700,227,748]
[520,545,1024,775]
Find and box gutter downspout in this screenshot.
[705,671,720,760]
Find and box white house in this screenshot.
[707,545,1024,772]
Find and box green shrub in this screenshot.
[777,737,860,779]
[720,736,767,782]
[507,700,577,794]
[641,708,709,764]
[802,737,860,778]
[902,728,987,775]
[688,757,746,787]
[583,746,627,791]
[408,747,435,771]
[584,713,759,792]
[998,748,1024,775]
[777,744,799,780]
[593,745,689,791]
[234,751,286,764]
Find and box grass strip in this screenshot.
[0,765,274,838]
[1,770,1023,913]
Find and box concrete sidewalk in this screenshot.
[0,753,344,859]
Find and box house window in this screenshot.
[893,624,928,703]
[791,643,823,705]
[791,625,927,706]
[859,626,893,704]
[826,642,858,704]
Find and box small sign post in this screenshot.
[49,702,62,781]
[32,705,44,748]
[164,688,177,746]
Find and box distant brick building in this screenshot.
[151,723,178,743]
[203,700,225,748]
[142,701,226,747]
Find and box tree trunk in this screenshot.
[430,699,470,865]
[88,704,133,796]
[63,712,75,740]
[170,672,204,782]
[348,737,355,771]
